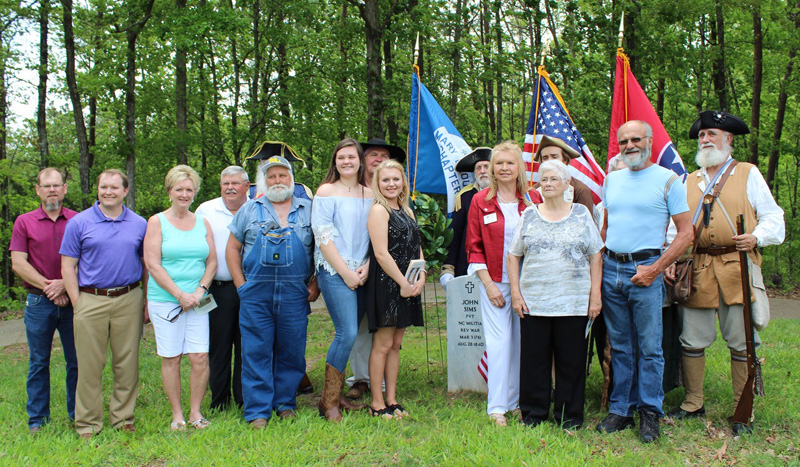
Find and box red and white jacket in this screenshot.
[465,188,542,283]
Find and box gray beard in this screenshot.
[475,176,490,190]
[43,200,61,211]
[695,145,728,168]
[265,184,292,203]
[622,146,650,170]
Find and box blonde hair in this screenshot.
[165,165,201,193]
[371,160,414,217]
[486,140,529,204]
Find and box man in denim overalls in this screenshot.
[226,156,318,428]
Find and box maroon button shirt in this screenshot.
[9,206,78,288]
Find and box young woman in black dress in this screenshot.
[365,160,425,419]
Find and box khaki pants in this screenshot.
[679,288,761,353]
[73,290,143,435]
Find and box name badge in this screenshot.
[483,213,498,224]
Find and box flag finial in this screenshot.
[413,32,420,66]
[618,12,625,49]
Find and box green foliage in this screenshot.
[412,192,452,270]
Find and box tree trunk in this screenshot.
[175,0,188,165]
[749,5,763,165]
[37,0,50,169]
[61,0,92,208]
[711,0,728,110]
[122,0,155,210]
[363,0,385,139]
[384,38,398,144]
[656,78,665,120]
[494,0,503,142]
[449,0,463,120]
[1,49,10,287]
[767,49,796,190]
[481,1,495,139]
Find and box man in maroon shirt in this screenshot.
[9,168,78,435]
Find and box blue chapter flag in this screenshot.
[522,66,606,203]
[407,66,472,214]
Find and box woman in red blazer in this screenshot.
[465,141,542,426]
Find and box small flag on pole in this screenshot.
[407,66,473,214]
[477,351,488,383]
[522,66,606,203]
[608,49,687,179]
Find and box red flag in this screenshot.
[608,50,687,179]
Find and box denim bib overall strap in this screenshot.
[241,201,311,283]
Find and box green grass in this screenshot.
[0,305,798,466]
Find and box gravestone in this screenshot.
[446,274,488,393]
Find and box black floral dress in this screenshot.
[366,207,424,332]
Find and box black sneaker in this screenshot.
[638,409,660,443]
[666,406,705,420]
[596,413,635,433]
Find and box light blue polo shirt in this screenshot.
[604,164,689,253]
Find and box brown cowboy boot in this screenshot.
[318,364,343,422]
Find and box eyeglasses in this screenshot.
[618,137,645,146]
[162,305,184,323]
[38,184,64,190]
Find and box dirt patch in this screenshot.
[767,287,800,300]
[0,309,23,321]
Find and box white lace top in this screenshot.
[312,195,372,275]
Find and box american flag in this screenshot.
[522,67,606,203]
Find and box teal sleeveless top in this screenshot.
[147,213,209,303]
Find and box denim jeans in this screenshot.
[24,293,78,428]
[601,254,665,417]
[317,268,365,373]
[238,279,309,421]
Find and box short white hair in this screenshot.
[221,165,249,182]
[538,159,571,182]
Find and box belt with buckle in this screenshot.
[80,282,140,297]
[26,287,46,297]
[695,246,738,256]
[212,280,233,287]
[606,249,661,263]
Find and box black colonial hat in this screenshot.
[359,138,406,163]
[246,141,306,168]
[689,111,750,139]
[455,147,492,172]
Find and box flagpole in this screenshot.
[617,13,629,121]
[413,32,420,68]
[617,12,625,50]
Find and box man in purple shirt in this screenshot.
[10,168,78,435]
[60,169,148,438]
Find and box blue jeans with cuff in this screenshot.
[24,293,78,428]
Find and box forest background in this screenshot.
[0,0,798,309]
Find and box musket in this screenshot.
[732,214,762,428]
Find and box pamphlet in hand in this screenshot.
[404,259,427,284]
[585,317,595,339]
[193,294,218,314]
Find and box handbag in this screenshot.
[749,256,770,331]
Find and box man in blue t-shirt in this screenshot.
[596,120,693,443]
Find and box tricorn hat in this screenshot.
[359,138,406,163]
[689,111,750,139]
[534,135,581,162]
[455,147,492,172]
[246,141,306,168]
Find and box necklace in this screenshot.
[497,192,514,203]
[341,180,358,192]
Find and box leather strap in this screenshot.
[692,160,738,254]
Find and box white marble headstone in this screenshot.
[446,274,488,393]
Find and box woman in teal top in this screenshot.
[144,165,217,431]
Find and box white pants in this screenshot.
[479,281,520,415]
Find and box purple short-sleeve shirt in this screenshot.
[59,202,148,288]
[9,206,78,288]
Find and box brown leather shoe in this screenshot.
[297,373,314,395]
[121,423,135,433]
[346,381,369,400]
[277,409,296,420]
[250,418,268,429]
[29,426,42,435]
[318,363,343,422]
[339,395,365,412]
[78,432,93,440]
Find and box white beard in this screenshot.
[475,175,490,190]
[44,200,61,211]
[265,183,292,202]
[621,144,650,170]
[695,144,730,168]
